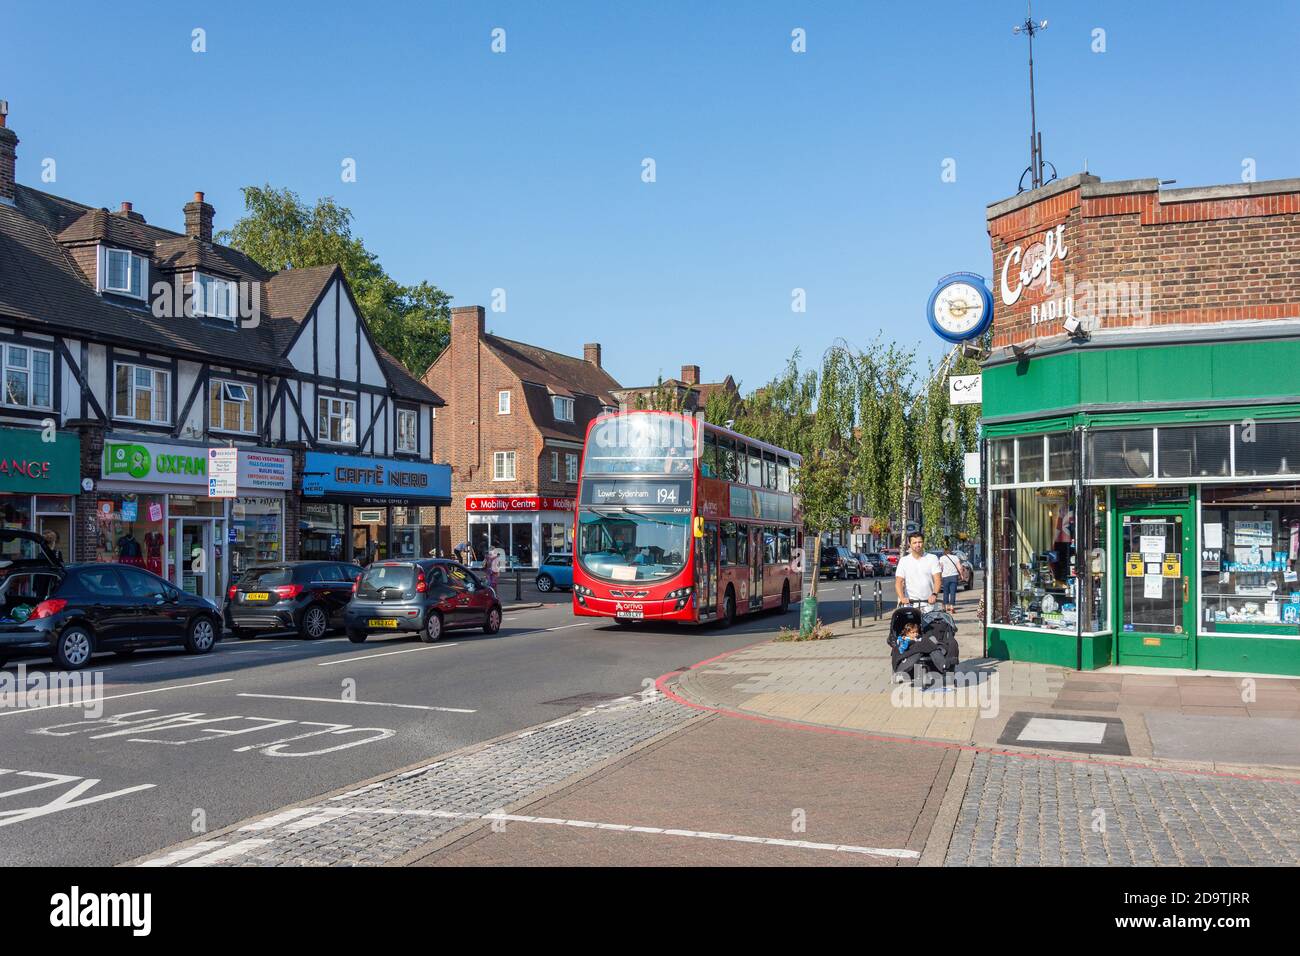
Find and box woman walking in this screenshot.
[938,544,962,614]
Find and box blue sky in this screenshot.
[5,1,1298,388]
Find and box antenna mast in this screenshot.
[1014,1,1056,192]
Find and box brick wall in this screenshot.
[987,175,1300,350]
[72,421,105,564]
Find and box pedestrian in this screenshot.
[485,547,501,590]
[938,543,963,614]
[894,531,941,612]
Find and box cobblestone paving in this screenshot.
[138,693,696,867]
[945,753,1300,866]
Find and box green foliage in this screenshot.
[633,376,687,412]
[703,387,743,426]
[776,618,835,642]
[219,184,451,376]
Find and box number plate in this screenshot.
[615,609,644,620]
[368,618,399,628]
[245,592,270,601]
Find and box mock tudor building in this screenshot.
[422,306,622,566]
[981,171,1300,676]
[0,106,449,605]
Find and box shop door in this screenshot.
[1116,508,1193,667]
[172,519,211,601]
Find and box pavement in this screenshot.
[8,573,1300,867]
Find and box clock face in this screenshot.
[933,281,986,335]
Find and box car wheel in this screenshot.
[185,616,217,655]
[346,629,368,644]
[54,626,94,670]
[420,611,444,643]
[300,604,329,640]
[779,581,791,614]
[483,606,502,634]
[536,575,553,593]
[721,587,736,628]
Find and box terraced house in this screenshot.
[0,106,449,606]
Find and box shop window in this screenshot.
[1,496,34,556]
[1200,487,1300,632]
[1017,435,1045,483]
[3,344,53,409]
[1087,429,1154,480]
[396,408,419,453]
[1158,425,1231,478]
[114,363,170,424]
[990,486,1106,632]
[93,493,166,576]
[542,521,570,553]
[990,439,1015,485]
[1047,433,1074,481]
[210,379,256,434]
[317,396,356,445]
[301,503,347,561]
[231,497,283,576]
[1233,421,1300,477]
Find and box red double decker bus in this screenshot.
[572,410,802,626]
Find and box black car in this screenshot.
[0,529,221,670]
[819,545,861,580]
[225,561,361,639]
[343,559,502,644]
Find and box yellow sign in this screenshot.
[1125,554,1144,577]
[1142,637,1162,647]
[1162,553,1181,578]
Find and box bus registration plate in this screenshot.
[615,605,644,620]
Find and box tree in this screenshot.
[703,387,743,427]
[633,377,687,412]
[219,185,452,376]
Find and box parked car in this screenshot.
[929,550,976,591]
[535,552,574,593]
[0,530,221,670]
[343,559,502,644]
[853,552,880,576]
[819,545,861,580]
[225,561,362,639]
[862,552,890,577]
[881,549,901,567]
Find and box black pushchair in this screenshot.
[887,605,960,682]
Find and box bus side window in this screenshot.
[702,432,717,478]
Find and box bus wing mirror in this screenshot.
[693,517,704,538]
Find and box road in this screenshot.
[0,574,894,865]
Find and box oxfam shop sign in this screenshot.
[104,442,207,485]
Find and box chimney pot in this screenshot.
[194,191,204,203]
[120,201,132,213]
[584,343,602,368]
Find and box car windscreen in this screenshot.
[357,564,416,598]
[239,567,293,588]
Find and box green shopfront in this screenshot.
[0,425,81,563]
[981,174,1300,677]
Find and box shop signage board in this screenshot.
[949,375,982,405]
[208,448,238,499]
[302,452,451,504]
[465,496,575,512]
[963,452,981,488]
[102,440,291,491]
[0,427,81,495]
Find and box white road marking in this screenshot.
[138,841,227,867]
[177,838,273,867]
[316,644,458,666]
[543,622,595,631]
[236,693,475,714]
[0,679,233,717]
[287,805,920,859]
[238,808,318,832]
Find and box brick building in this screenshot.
[611,365,740,415]
[422,306,621,566]
[980,172,1300,676]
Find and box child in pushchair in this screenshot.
[887,605,960,684]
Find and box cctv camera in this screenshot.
[1063,315,1081,335]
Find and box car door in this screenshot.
[328,563,361,623]
[68,566,135,646]
[440,564,475,627]
[117,567,174,642]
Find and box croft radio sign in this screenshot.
[1000,224,1073,328]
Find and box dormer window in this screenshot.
[100,247,145,299]
[193,273,237,321]
[552,396,575,422]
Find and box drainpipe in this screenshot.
[1074,424,1086,671]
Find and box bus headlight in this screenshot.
[574,584,593,596]
[666,586,693,609]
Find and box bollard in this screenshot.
[515,565,522,603]
[852,582,862,628]
[874,580,882,621]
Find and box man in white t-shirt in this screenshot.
[895,532,942,610]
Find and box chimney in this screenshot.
[681,364,700,385]
[450,306,486,478]
[113,200,146,224]
[183,190,214,242]
[584,343,602,368]
[0,100,18,205]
